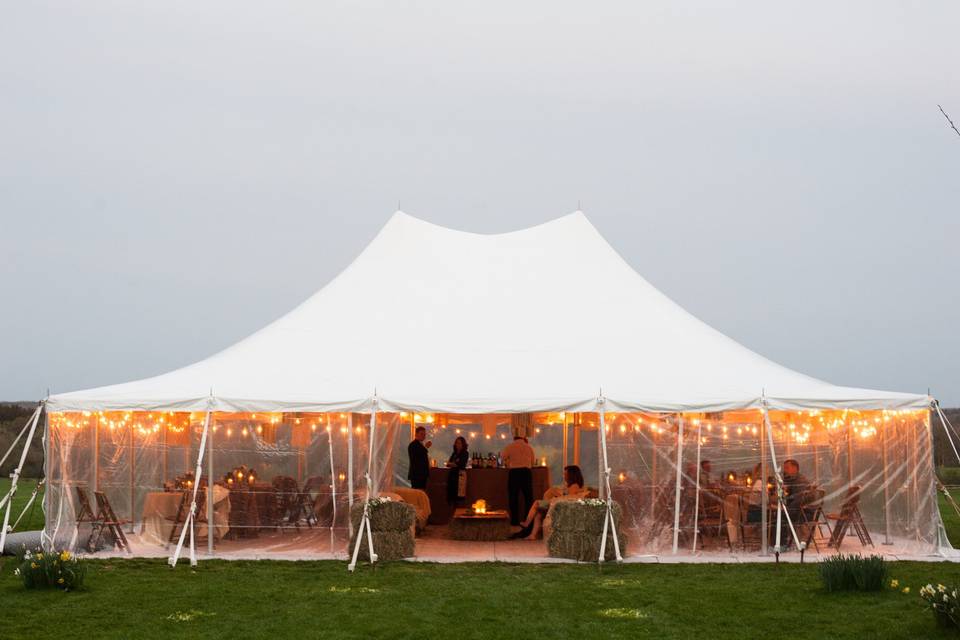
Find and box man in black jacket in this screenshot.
[408,426,432,489]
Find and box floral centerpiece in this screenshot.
[13,548,86,591]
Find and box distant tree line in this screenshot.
[0,403,44,478]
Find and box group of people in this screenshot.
[407,428,589,538]
[693,457,814,547]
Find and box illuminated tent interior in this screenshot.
[30,211,947,563]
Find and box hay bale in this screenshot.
[349,500,416,561]
[547,500,627,562]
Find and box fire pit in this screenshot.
[449,504,511,541]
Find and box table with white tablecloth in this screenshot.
[140,487,231,546]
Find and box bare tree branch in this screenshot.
[940,104,960,139]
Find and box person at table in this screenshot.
[727,463,764,545]
[445,436,469,505]
[513,465,587,540]
[407,426,432,490]
[700,459,715,487]
[781,458,813,521]
[502,434,535,526]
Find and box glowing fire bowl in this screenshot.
[450,507,512,541]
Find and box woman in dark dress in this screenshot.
[446,436,469,505]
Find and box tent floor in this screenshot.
[84,525,956,563]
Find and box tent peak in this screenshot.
[385,209,591,238]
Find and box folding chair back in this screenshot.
[75,486,97,524]
[89,491,131,553]
[828,485,873,549]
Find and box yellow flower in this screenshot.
[30,563,37,569]
[58,578,64,584]
[60,551,71,561]
[890,579,899,588]
[36,553,43,560]
[903,587,911,594]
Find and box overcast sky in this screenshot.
[2,2,958,405]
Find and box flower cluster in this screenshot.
[13,547,86,591]
[577,498,607,507]
[920,583,960,627]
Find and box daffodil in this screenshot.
[30,563,37,569]
[890,579,899,588]
[58,578,65,584]
[902,587,910,594]
[60,551,71,561]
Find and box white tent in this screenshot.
[24,211,948,567]
[45,211,929,415]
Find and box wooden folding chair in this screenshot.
[827,485,874,549]
[272,476,303,531]
[801,488,832,551]
[696,488,731,551]
[89,491,131,552]
[75,486,102,551]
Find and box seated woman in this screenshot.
[511,465,587,540]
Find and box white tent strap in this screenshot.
[935,403,960,465]
[762,406,803,553]
[11,478,45,531]
[0,405,43,554]
[168,409,211,568]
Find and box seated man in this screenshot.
[779,458,815,547]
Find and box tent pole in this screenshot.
[881,414,893,545]
[328,415,337,535]
[562,412,569,467]
[207,414,215,556]
[760,409,768,556]
[573,414,581,465]
[347,413,354,538]
[671,414,684,554]
[349,398,379,571]
[169,408,212,568]
[650,423,658,520]
[129,423,136,533]
[847,419,854,486]
[93,413,100,494]
[762,403,804,562]
[0,404,42,555]
[596,397,622,562]
[161,419,167,494]
[597,415,605,501]
[691,421,702,553]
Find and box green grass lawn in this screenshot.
[1,481,959,639]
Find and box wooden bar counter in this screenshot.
[425,466,551,525]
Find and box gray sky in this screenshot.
[2,2,958,404]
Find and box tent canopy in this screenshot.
[46,211,930,414]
